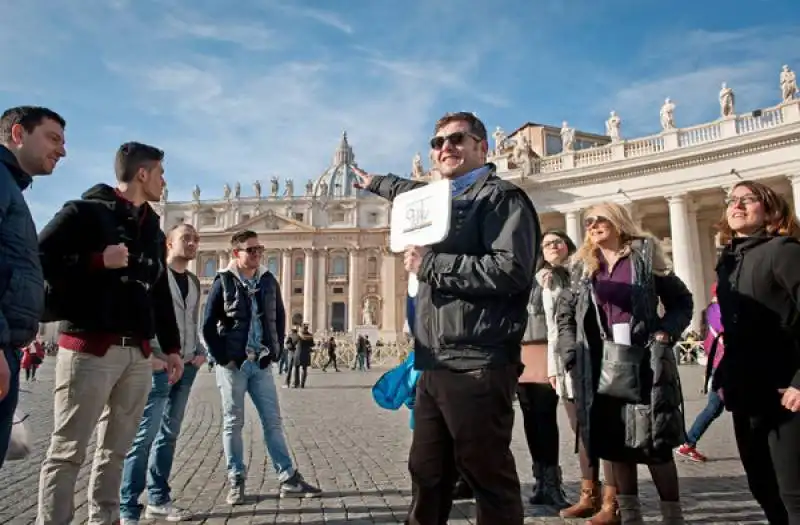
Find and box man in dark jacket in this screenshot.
[36,142,183,525]
[0,106,66,470]
[353,111,539,525]
[202,230,321,505]
[292,323,314,388]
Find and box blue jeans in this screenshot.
[215,361,294,482]
[120,363,199,520]
[686,389,725,446]
[0,348,20,470]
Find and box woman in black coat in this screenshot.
[714,181,800,525]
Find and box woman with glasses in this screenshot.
[518,230,575,512]
[715,181,800,524]
[556,203,692,525]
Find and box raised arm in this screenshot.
[366,174,426,202]
[417,189,539,296]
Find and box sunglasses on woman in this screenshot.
[429,131,482,150]
[583,216,609,228]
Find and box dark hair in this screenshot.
[0,106,66,144]
[167,222,196,239]
[434,112,488,142]
[230,230,258,247]
[114,142,164,183]
[716,180,800,243]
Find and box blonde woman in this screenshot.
[556,203,692,525]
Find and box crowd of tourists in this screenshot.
[0,105,798,525]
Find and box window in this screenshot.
[266,256,279,275]
[203,258,217,277]
[331,210,346,223]
[332,287,344,294]
[240,213,251,222]
[200,214,216,227]
[293,287,303,294]
[367,212,379,225]
[331,256,347,275]
[545,133,562,155]
[367,256,378,278]
[294,258,304,278]
[293,212,304,222]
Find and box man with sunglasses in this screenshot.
[202,230,321,505]
[353,112,539,525]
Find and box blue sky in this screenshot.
[2,0,799,229]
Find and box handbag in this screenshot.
[6,410,31,461]
[597,340,648,404]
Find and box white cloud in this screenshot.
[163,15,277,51]
[268,3,354,34]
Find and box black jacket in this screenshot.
[38,184,180,352]
[367,164,540,370]
[715,235,800,415]
[0,146,44,350]
[201,265,285,368]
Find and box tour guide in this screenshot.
[353,111,540,525]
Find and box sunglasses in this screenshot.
[429,131,481,150]
[583,216,609,228]
[237,245,265,255]
[724,194,758,208]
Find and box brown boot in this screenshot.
[559,480,599,518]
[586,484,620,525]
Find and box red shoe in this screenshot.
[675,444,707,462]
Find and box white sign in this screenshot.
[389,179,452,253]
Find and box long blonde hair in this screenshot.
[572,202,670,277]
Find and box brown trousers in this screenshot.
[406,365,523,525]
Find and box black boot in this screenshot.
[529,463,571,510]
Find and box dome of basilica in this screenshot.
[313,131,369,199]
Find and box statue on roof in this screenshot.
[284,178,294,198]
[319,181,328,197]
[492,126,507,154]
[781,65,797,103]
[560,121,575,152]
[411,152,425,179]
[305,179,314,196]
[223,183,231,200]
[606,111,621,142]
[719,82,735,118]
[660,98,676,131]
[234,181,241,199]
[270,176,279,197]
[511,135,535,177]
[192,185,201,201]
[253,180,262,199]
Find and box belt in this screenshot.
[112,335,143,348]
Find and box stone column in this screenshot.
[280,249,292,326]
[667,194,701,333]
[686,202,706,328]
[302,249,315,328]
[316,249,328,331]
[348,248,360,332]
[564,210,582,246]
[789,175,800,219]
[380,249,398,333]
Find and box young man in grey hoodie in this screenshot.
[119,224,205,524]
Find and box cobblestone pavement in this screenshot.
[0,363,768,524]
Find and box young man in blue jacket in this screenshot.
[202,230,321,505]
[0,106,66,469]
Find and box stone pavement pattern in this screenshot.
[0,363,768,524]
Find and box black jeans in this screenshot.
[733,410,800,525]
[407,366,523,525]
[0,348,20,470]
[517,382,559,467]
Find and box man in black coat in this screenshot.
[353,112,539,525]
[0,106,66,470]
[36,142,183,525]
